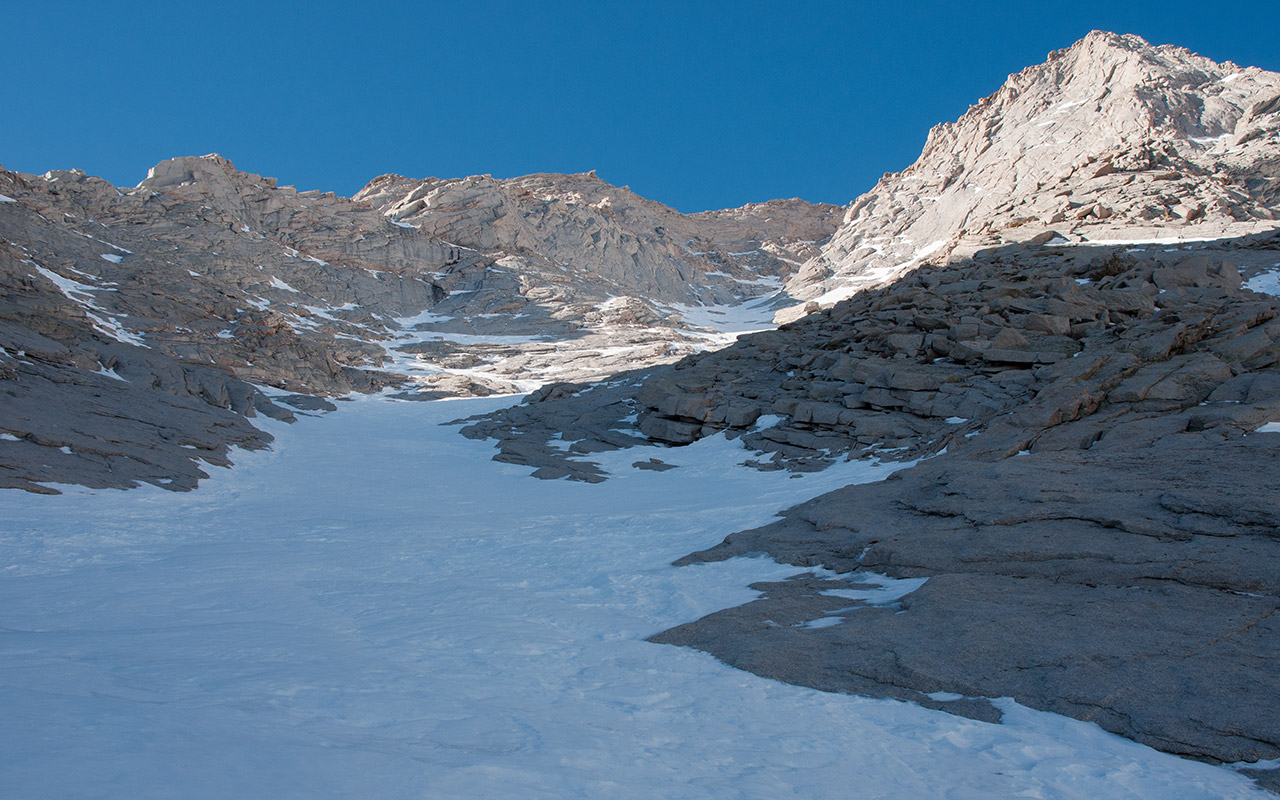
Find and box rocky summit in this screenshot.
[781,30,1280,318]
[2,29,1280,791]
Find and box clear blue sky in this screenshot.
[4,1,1278,212]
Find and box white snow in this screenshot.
[1244,266,1280,297]
[300,304,350,322]
[0,396,1267,799]
[100,253,124,263]
[817,572,929,607]
[0,432,20,441]
[393,307,454,328]
[30,263,146,346]
[412,331,553,346]
[1255,422,1280,434]
[268,276,300,293]
[665,289,783,344]
[0,193,17,203]
[917,239,948,259]
[93,363,128,382]
[32,263,100,299]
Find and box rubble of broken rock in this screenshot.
[463,231,1280,774]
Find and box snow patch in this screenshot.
[0,398,1267,798]
[30,263,146,346]
[821,572,928,606]
[1244,267,1280,297]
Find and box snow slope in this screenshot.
[0,397,1267,799]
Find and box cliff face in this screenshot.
[785,31,1280,315]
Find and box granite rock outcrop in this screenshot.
[783,31,1280,318]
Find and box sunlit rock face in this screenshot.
[785,31,1280,316]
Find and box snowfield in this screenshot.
[0,396,1268,799]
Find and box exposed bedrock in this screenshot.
[464,231,1280,774]
[653,432,1280,765]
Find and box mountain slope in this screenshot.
[456,33,1280,778]
[785,31,1280,315]
[0,156,838,491]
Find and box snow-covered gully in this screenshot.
[0,396,1266,798]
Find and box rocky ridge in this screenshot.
[782,31,1280,318]
[0,157,838,491]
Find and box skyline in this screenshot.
[5,2,1280,213]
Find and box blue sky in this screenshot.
[4,2,1278,212]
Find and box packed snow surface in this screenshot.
[1246,265,1280,297]
[0,397,1267,799]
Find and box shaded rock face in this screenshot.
[463,231,1280,771]
[787,31,1280,313]
[655,431,1280,765]
[0,157,838,492]
[0,206,294,492]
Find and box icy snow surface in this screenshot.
[665,289,783,347]
[0,396,1267,799]
[1245,265,1280,297]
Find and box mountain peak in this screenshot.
[784,32,1280,307]
[138,153,248,191]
